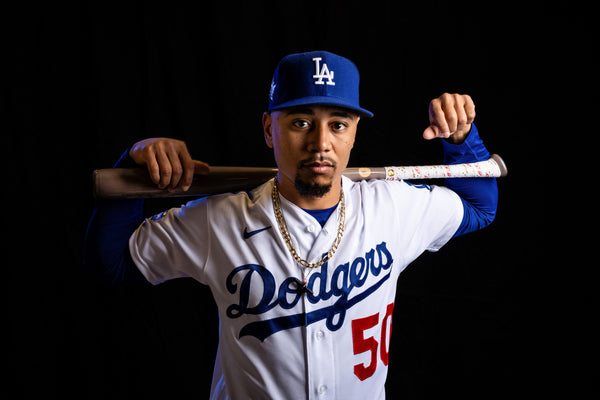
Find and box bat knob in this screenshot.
[490,154,508,177]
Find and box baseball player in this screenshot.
[85,51,498,399]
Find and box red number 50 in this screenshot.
[351,302,394,381]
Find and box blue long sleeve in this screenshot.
[83,151,149,286]
[441,124,498,237]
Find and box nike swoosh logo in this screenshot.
[243,226,272,239]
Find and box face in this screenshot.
[263,105,359,200]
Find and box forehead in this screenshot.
[278,105,359,119]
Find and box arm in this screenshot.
[423,93,498,237]
[442,125,498,236]
[84,139,210,285]
[84,151,148,285]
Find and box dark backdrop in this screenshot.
[4,1,591,399]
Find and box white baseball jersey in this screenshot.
[129,176,463,399]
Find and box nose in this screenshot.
[306,122,332,153]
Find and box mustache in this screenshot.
[297,156,337,169]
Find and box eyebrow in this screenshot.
[284,107,315,116]
[283,107,356,119]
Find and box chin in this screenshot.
[294,176,333,198]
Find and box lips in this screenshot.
[301,159,335,174]
[307,164,332,174]
[305,161,332,168]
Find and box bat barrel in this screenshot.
[93,167,278,199]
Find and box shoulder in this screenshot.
[343,176,460,212]
[344,175,439,199]
[204,179,273,209]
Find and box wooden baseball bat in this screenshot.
[93,154,507,199]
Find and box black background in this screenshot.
[3,1,593,399]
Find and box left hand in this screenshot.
[423,93,475,144]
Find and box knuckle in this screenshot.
[172,165,183,176]
[141,146,153,157]
[169,139,184,150]
[148,164,159,176]
[160,166,172,176]
[450,93,463,104]
[184,157,194,168]
[440,92,452,101]
[183,161,195,173]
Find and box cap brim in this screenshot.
[269,96,374,118]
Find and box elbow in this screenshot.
[475,205,497,230]
[83,249,148,287]
[447,174,499,238]
[453,196,497,238]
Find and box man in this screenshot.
[85,50,498,399]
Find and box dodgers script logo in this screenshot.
[312,57,335,86]
[225,242,393,341]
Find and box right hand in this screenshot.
[129,137,210,191]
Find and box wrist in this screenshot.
[442,124,490,164]
[443,124,471,145]
[113,148,139,168]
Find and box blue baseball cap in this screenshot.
[268,51,373,118]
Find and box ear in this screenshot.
[262,112,273,148]
[349,115,359,149]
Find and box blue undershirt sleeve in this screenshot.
[83,150,149,286]
[441,124,499,237]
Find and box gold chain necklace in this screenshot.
[272,180,345,269]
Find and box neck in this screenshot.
[275,175,342,210]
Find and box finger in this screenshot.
[179,151,195,191]
[144,147,162,185]
[166,146,184,191]
[440,94,459,133]
[180,160,210,192]
[193,160,211,175]
[155,147,172,189]
[463,95,476,124]
[428,99,451,136]
[453,97,469,133]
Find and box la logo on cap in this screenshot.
[312,57,335,86]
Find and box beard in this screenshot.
[294,176,332,198]
[294,156,337,198]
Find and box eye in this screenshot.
[292,119,311,129]
[331,121,348,132]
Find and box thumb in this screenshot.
[422,125,440,140]
[193,160,211,175]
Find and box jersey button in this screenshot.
[306,225,316,233]
[318,385,327,395]
[316,330,324,340]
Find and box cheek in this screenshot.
[272,129,301,156]
[345,136,355,149]
[270,133,293,167]
[337,133,356,156]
